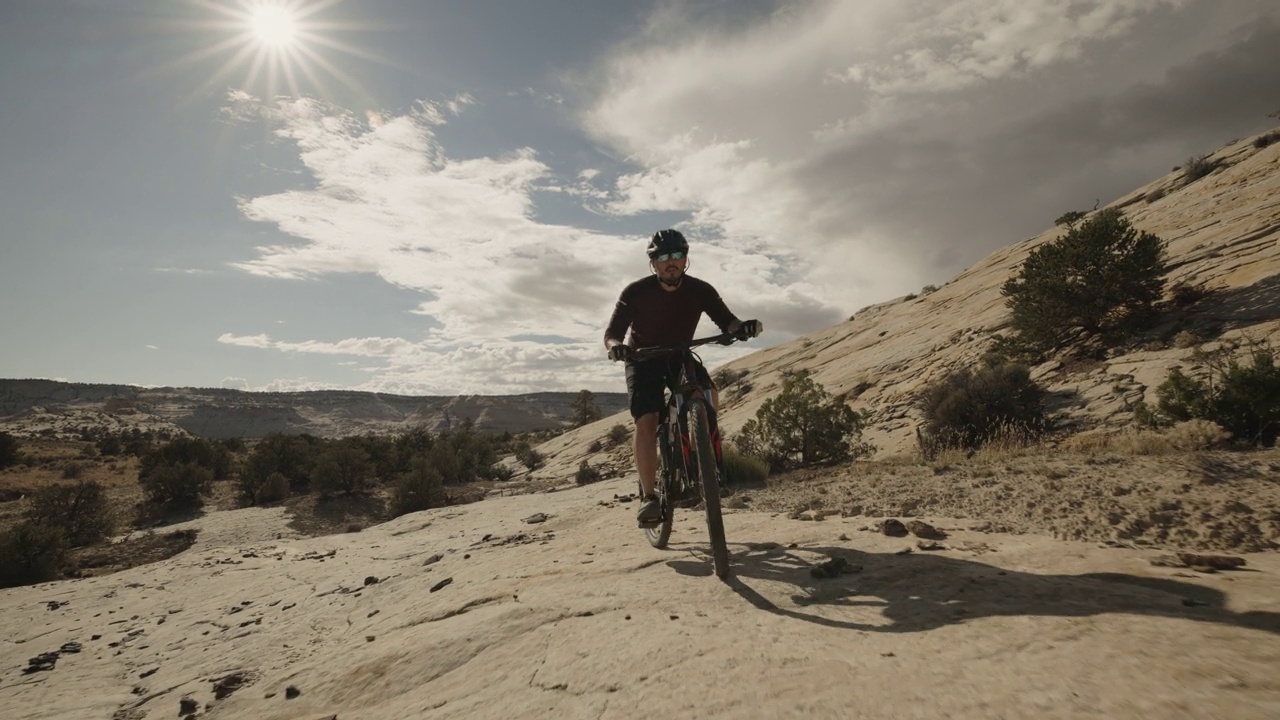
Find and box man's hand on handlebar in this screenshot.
[734,319,763,341]
[608,344,632,362]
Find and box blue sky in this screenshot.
[2,0,1278,395]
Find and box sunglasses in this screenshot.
[652,250,686,262]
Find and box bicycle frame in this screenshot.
[660,352,721,484]
[627,331,743,576]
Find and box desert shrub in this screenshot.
[734,371,871,470]
[571,389,603,427]
[391,455,447,517]
[345,434,398,483]
[418,424,500,483]
[311,440,374,497]
[1169,281,1209,307]
[1164,419,1231,451]
[0,522,68,588]
[489,464,515,482]
[722,446,768,485]
[607,424,630,446]
[1000,208,1167,356]
[140,461,214,507]
[917,361,1048,451]
[24,480,114,547]
[257,472,291,504]
[587,439,603,453]
[1146,187,1167,202]
[574,460,601,485]
[61,461,86,479]
[1150,344,1280,446]
[1172,330,1199,349]
[921,284,939,294]
[140,436,232,482]
[1183,154,1220,183]
[515,443,545,471]
[120,429,154,457]
[1254,131,1280,149]
[95,434,123,457]
[243,433,321,491]
[1054,209,1088,227]
[0,431,20,469]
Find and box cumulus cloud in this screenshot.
[224,1,1280,395]
[220,377,250,390]
[225,94,785,394]
[584,0,1280,308]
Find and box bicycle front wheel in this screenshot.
[689,399,730,578]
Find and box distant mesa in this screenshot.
[0,380,627,440]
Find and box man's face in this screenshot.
[651,251,687,285]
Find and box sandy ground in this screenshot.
[2,472,1278,720]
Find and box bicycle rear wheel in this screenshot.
[689,399,730,578]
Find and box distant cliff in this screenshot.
[0,379,627,440]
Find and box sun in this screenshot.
[249,5,298,49]
[171,0,386,101]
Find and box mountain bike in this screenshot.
[621,330,750,579]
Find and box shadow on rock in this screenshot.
[666,541,1279,636]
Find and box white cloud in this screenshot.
[218,333,273,349]
[583,0,1280,314]
[224,94,781,394]
[220,377,249,390]
[222,1,1280,394]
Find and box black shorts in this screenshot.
[625,357,714,419]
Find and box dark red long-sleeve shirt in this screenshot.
[604,275,739,349]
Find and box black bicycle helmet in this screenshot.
[646,229,689,258]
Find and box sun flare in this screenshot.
[173,0,385,101]
[250,5,298,49]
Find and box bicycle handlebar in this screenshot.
[615,330,747,362]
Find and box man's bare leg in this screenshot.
[634,412,659,497]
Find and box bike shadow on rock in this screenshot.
[663,541,1280,636]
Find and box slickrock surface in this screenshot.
[3,475,1278,719]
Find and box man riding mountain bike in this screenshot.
[603,229,763,526]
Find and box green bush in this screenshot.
[515,443,545,471]
[140,461,214,507]
[1254,131,1280,149]
[391,455,447,517]
[24,480,114,547]
[574,460,601,485]
[1001,208,1167,356]
[140,436,232,482]
[0,522,68,588]
[0,431,20,468]
[311,440,373,497]
[1054,210,1088,227]
[95,434,123,457]
[607,424,630,446]
[734,371,871,469]
[257,472,291,504]
[1183,154,1220,183]
[243,433,322,491]
[917,361,1048,452]
[722,446,768,485]
[1149,344,1280,446]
